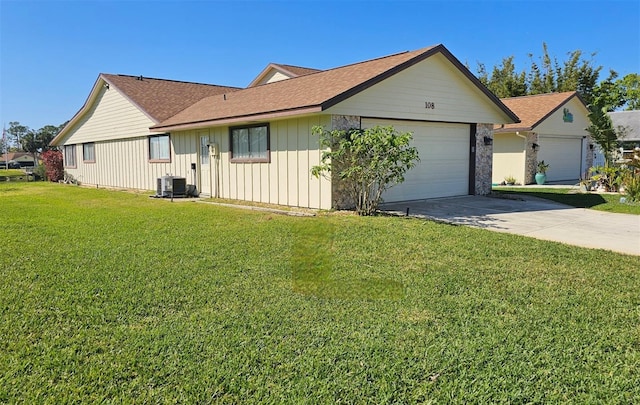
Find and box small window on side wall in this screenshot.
[83,142,95,163]
[64,145,76,168]
[230,124,270,162]
[149,134,171,162]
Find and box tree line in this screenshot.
[2,121,67,156]
[474,42,639,111]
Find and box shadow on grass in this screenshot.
[291,219,404,300]
[497,190,608,208]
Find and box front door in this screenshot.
[199,134,211,196]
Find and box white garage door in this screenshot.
[538,136,583,182]
[362,119,470,202]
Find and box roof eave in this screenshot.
[50,74,106,146]
[150,105,324,132]
[528,92,582,130]
[493,126,534,134]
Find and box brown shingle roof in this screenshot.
[102,74,241,122]
[153,44,518,131]
[495,91,582,132]
[51,74,241,145]
[275,64,322,77]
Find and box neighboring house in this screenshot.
[591,110,640,166]
[493,91,591,185]
[610,110,640,161]
[3,152,38,167]
[51,44,519,210]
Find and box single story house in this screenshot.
[51,44,519,210]
[1,152,38,167]
[493,91,592,185]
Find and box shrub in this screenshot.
[311,125,419,215]
[41,150,64,182]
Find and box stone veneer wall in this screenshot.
[474,123,493,195]
[330,115,361,209]
[524,132,538,184]
[585,136,595,177]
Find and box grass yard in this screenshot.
[494,187,640,215]
[2,183,639,403]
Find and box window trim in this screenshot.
[148,134,171,163]
[82,142,96,163]
[64,144,77,168]
[229,123,270,163]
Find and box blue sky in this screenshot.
[1,0,638,131]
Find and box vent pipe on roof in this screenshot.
[137,75,143,81]
[223,94,226,100]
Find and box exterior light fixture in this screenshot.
[483,136,493,145]
[532,143,539,151]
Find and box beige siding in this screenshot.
[535,98,590,136]
[172,115,331,209]
[492,133,526,184]
[61,86,159,145]
[262,70,291,85]
[326,53,510,125]
[65,137,178,190]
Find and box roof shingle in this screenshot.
[102,74,241,122]
[152,44,516,131]
[495,91,581,132]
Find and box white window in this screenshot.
[64,145,76,167]
[200,136,209,165]
[149,134,170,162]
[83,143,95,162]
[230,124,269,162]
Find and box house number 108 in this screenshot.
[425,101,435,109]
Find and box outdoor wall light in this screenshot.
[483,136,493,145]
[532,143,539,151]
[589,144,594,150]
[103,83,109,90]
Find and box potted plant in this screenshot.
[535,160,549,185]
[504,175,517,186]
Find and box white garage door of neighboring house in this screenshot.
[538,136,583,182]
[362,118,470,202]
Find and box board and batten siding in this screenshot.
[326,53,509,125]
[174,115,332,209]
[64,137,178,191]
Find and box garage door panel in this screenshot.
[362,119,469,202]
[538,136,582,182]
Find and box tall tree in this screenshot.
[618,73,640,110]
[586,103,627,167]
[7,122,31,151]
[478,56,527,98]
[479,43,603,104]
[37,125,62,152]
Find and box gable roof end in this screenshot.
[51,74,241,146]
[495,91,586,133]
[248,63,322,87]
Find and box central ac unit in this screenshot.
[157,175,187,197]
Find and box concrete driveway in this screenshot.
[380,195,640,256]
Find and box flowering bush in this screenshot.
[41,150,64,182]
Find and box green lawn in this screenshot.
[2,183,639,403]
[494,186,640,215]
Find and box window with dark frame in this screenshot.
[149,134,171,162]
[230,124,269,162]
[64,145,76,167]
[83,142,95,163]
